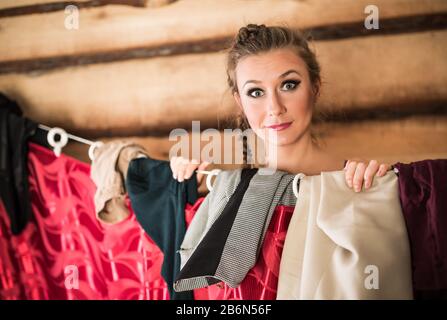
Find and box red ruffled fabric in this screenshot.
[0,143,169,299]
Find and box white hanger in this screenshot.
[46,127,68,157]
[88,141,104,161]
[39,124,104,161]
[197,169,221,192]
[292,173,306,198]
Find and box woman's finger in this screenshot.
[364,160,379,189]
[183,160,200,181]
[353,162,367,192]
[377,163,390,176]
[345,161,357,188]
[176,158,189,182]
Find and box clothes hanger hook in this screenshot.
[206,169,222,192]
[47,127,68,157]
[88,141,104,162]
[292,173,305,198]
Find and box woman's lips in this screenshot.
[266,121,293,131]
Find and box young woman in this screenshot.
[171,24,390,192]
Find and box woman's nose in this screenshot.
[267,92,286,116]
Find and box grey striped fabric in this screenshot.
[178,169,242,270]
[215,171,296,287]
[174,169,298,292]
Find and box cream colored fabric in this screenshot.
[277,170,413,300]
[90,141,149,224]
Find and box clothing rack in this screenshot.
[36,124,221,185]
[37,123,102,160]
[38,124,95,146]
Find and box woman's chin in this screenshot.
[263,134,295,147]
[253,127,303,147]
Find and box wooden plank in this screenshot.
[0,52,234,136]
[2,12,447,75]
[0,37,228,74]
[1,31,446,136]
[317,115,447,164]
[316,30,447,115]
[0,1,148,18]
[1,0,446,63]
[0,0,89,10]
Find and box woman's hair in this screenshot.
[225,23,324,167]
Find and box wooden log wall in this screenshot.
[0,0,446,168]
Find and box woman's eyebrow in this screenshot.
[243,69,301,88]
[279,69,301,78]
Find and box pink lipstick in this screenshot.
[266,121,293,131]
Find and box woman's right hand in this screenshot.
[170,156,211,185]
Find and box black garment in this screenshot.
[0,93,37,235]
[125,157,198,300]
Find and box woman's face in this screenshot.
[234,48,318,146]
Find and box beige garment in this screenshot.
[277,170,413,300]
[90,141,149,224]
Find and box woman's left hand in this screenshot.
[344,159,391,192]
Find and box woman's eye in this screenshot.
[282,80,299,91]
[247,89,264,98]
[246,80,299,98]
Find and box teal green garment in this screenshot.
[126,157,197,300]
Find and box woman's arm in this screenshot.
[344,159,391,192]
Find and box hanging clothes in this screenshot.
[174,169,297,292]
[179,164,347,275]
[277,170,413,299]
[190,203,295,300]
[178,168,243,270]
[174,168,257,291]
[0,93,37,235]
[393,159,447,299]
[90,141,149,224]
[125,157,198,300]
[0,142,171,300]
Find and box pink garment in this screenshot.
[0,142,168,300]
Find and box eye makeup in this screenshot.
[246,79,301,98]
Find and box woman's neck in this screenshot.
[263,134,344,175]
